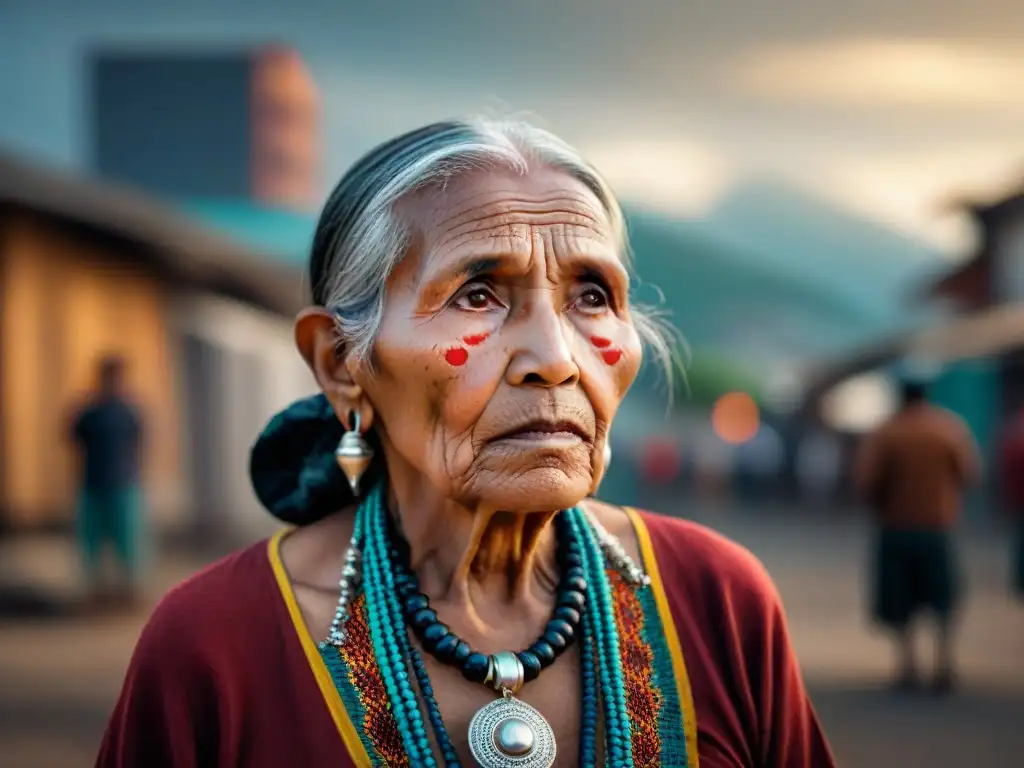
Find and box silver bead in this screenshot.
[488,651,525,695]
[321,533,365,648]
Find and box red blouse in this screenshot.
[96,509,835,767]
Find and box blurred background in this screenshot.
[0,1,1022,766]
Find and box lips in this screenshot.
[492,419,589,442]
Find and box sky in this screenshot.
[2,0,1023,253]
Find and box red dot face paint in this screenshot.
[463,333,489,346]
[444,347,469,366]
[601,349,623,366]
[590,336,612,348]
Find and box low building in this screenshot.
[0,150,314,539]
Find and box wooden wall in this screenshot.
[0,210,182,528]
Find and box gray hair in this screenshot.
[308,117,676,385]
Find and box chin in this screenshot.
[471,467,593,513]
[460,444,596,511]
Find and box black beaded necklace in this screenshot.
[388,510,587,685]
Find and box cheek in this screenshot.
[617,335,643,386]
[581,327,642,397]
[441,331,490,367]
[444,347,469,366]
[371,329,504,443]
[587,331,638,373]
[588,335,623,366]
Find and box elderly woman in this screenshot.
[97,119,835,767]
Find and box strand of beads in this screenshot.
[393,510,586,685]
[405,641,461,767]
[567,507,634,767]
[571,532,599,766]
[585,509,650,587]
[379,509,461,766]
[360,484,436,766]
[320,520,364,649]
[350,486,639,767]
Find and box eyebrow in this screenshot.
[446,256,502,282]
[418,248,629,303]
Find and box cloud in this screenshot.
[582,138,732,216]
[786,142,1024,253]
[726,38,1024,111]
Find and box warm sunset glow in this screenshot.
[711,392,761,445]
[583,138,731,216]
[729,39,1024,109]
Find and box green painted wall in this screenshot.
[930,360,999,454]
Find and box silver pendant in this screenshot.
[467,694,556,768]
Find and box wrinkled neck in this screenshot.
[384,481,560,611]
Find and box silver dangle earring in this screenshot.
[603,441,613,471]
[335,411,374,495]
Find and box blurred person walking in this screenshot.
[69,354,146,608]
[854,377,980,694]
[998,407,1024,602]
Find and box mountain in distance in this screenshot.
[620,177,946,369]
[703,178,943,317]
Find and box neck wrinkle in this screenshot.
[385,483,561,612]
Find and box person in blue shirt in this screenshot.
[70,354,145,606]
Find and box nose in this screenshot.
[505,294,580,388]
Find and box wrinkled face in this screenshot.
[357,166,642,512]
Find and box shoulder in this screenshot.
[131,540,278,673]
[932,407,972,439]
[72,401,95,424]
[589,499,780,613]
[635,509,777,603]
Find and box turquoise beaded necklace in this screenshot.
[348,483,638,767]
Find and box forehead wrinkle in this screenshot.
[431,189,608,235]
[430,198,612,258]
[431,225,532,267]
[415,229,531,286]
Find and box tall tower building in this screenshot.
[89,45,320,211]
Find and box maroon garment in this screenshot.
[646,514,834,767]
[96,511,834,767]
[1000,412,1024,513]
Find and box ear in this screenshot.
[294,308,374,433]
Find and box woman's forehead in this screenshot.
[404,167,614,240]
[399,167,621,276]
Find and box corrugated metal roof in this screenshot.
[0,149,306,316]
[176,199,316,267]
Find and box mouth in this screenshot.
[492,419,589,443]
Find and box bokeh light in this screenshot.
[711,391,761,445]
[640,438,683,484]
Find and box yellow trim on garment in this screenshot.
[268,530,372,768]
[623,507,701,767]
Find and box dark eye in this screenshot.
[454,283,500,312]
[575,284,610,314]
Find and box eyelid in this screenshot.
[573,279,614,312]
[451,278,503,310]
[455,276,495,294]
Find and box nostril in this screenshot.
[522,372,545,385]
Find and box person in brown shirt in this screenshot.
[854,377,980,693]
